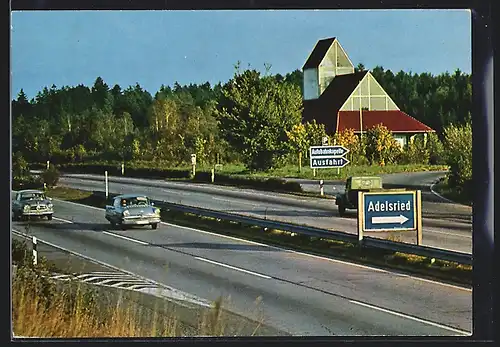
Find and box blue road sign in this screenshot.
[310,156,350,169]
[362,191,417,232]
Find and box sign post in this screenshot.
[357,190,423,245]
[105,170,109,199]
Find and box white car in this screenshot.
[105,194,161,230]
[12,189,54,221]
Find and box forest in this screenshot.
[11,63,472,195]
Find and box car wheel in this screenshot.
[338,203,346,217]
[151,223,158,230]
[47,214,52,221]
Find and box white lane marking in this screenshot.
[50,274,70,279]
[47,199,472,292]
[11,229,213,308]
[195,257,271,279]
[54,198,104,211]
[168,191,191,196]
[102,231,149,246]
[53,216,74,224]
[211,196,260,207]
[430,180,458,204]
[160,221,284,247]
[424,229,472,239]
[162,221,471,291]
[349,300,471,335]
[52,215,150,246]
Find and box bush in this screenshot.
[427,133,446,165]
[365,124,401,165]
[13,151,29,178]
[399,135,430,165]
[12,174,44,190]
[41,166,61,187]
[443,122,472,189]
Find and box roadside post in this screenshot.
[357,192,364,244]
[105,170,109,199]
[319,179,324,196]
[121,163,125,176]
[191,154,197,177]
[32,237,37,266]
[211,168,215,183]
[46,160,50,170]
[358,190,423,246]
[416,190,423,245]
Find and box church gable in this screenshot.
[318,40,355,94]
[302,37,355,100]
[340,72,399,111]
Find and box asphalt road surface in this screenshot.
[55,172,472,254]
[11,195,472,336]
[11,233,288,337]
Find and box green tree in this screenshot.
[334,128,364,164]
[303,120,328,157]
[285,123,308,171]
[443,121,472,191]
[365,124,401,165]
[216,68,303,170]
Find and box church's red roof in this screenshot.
[337,110,435,133]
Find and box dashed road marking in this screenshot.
[48,199,472,291]
[212,196,260,207]
[349,300,471,335]
[53,216,74,224]
[195,257,271,279]
[102,231,149,245]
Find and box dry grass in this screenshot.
[12,264,264,338]
[13,268,174,337]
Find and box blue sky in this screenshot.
[11,9,471,100]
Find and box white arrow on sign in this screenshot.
[371,215,409,224]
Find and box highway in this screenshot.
[11,195,472,336]
[56,172,472,254]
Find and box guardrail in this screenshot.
[153,199,472,265]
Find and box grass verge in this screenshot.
[11,238,271,337]
[433,177,472,206]
[45,186,471,287]
[34,161,448,197]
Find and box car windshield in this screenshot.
[20,192,46,201]
[121,196,149,206]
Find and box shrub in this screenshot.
[399,135,430,165]
[41,166,61,187]
[334,128,366,165]
[426,133,446,165]
[443,122,472,189]
[12,174,44,190]
[365,124,401,165]
[13,151,29,178]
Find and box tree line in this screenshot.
[11,63,472,191]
